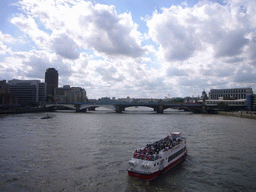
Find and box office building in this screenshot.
[209,88,253,100]
[39,83,47,102]
[8,79,46,105]
[45,68,58,97]
[0,80,18,105]
[54,85,87,102]
[246,94,256,111]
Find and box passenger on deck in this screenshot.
[133,133,182,160]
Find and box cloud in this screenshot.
[214,30,249,57]
[0,42,9,55]
[1,0,256,99]
[0,32,15,55]
[247,32,256,62]
[167,68,189,77]
[147,7,200,61]
[22,50,54,78]
[11,1,147,59]
[77,3,147,58]
[0,49,73,83]
[199,65,235,77]
[11,14,49,49]
[0,32,15,43]
[147,1,252,62]
[96,64,125,83]
[51,33,80,60]
[233,65,256,83]
[224,57,244,64]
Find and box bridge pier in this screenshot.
[115,105,121,113]
[76,105,80,112]
[88,107,96,111]
[115,105,125,113]
[76,108,87,112]
[156,105,164,113]
[76,105,87,112]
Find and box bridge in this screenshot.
[44,98,249,114]
[45,102,204,113]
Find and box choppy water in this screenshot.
[0,108,256,191]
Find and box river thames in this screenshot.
[0,108,256,191]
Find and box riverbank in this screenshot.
[218,111,256,120]
[0,107,53,114]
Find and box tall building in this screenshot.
[208,88,253,100]
[8,79,46,105]
[45,68,58,97]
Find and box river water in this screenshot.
[0,108,256,192]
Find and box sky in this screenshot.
[0,0,256,99]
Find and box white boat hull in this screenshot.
[128,132,187,180]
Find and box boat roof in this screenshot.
[170,132,181,135]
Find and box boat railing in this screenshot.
[133,153,160,161]
[133,141,186,161]
[132,136,186,161]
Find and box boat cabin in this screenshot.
[170,132,181,141]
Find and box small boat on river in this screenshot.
[41,114,52,119]
[128,132,187,180]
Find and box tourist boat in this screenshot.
[128,132,187,180]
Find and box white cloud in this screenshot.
[11,0,148,59]
[0,42,9,55]
[51,33,80,60]
[147,6,201,61]
[147,1,253,62]
[1,0,256,99]
[233,64,256,83]
[0,32,15,55]
[76,3,147,58]
[246,32,256,62]
[214,30,249,57]
[0,32,15,43]
[11,14,50,49]
[167,67,189,77]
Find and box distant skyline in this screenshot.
[0,0,256,99]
